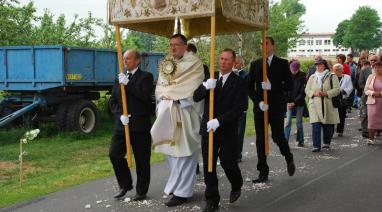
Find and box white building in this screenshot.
[288,33,351,58]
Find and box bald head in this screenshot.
[123,49,141,71]
[234,55,244,70]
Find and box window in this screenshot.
[316,40,322,45]
[324,40,331,45]
[299,40,306,46]
[299,50,305,52]
[307,40,314,45]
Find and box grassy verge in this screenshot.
[0,117,165,208]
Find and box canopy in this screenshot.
[108,0,269,38]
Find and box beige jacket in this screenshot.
[305,72,340,124]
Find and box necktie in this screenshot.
[267,58,271,66]
[127,73,132,80]
[217,76,223,90]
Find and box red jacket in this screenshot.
[343,63,351,76]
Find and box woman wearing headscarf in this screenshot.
[305,60,341,152]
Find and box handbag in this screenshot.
[329,74,342,108]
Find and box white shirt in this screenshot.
[267,54,274,66]
[127,67,138,76]
[219,71,232,86]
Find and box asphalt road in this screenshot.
[2,111,382,212]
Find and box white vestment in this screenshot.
[151,51,204,197]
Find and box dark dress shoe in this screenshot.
[252,175,268,184]
[132,193,147,201]
[202,202,219,212]
[165,195,187,207]
[287,160,295,176]
[113,186,132,199]
[229,189,241,203]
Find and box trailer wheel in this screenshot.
[66,100,99,134]
[55,103,71,130]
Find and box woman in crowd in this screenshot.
[305,60,340,152]
[333,64,353,137]
[284,60,306,147]
[364,61,382,144]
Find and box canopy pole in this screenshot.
[261,30,270,156]
[208,15,216,173]
[115,25,133,168]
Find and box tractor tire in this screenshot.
[55,103,71,131]
[66,100,99,134]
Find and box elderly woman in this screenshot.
[364,61,382,144]
[305,60,341,152]
[333,63,353,137]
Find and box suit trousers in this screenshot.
[109,129,151,195]
[254,110,293,176]
[236,112,247,160]
[202,135,243,204]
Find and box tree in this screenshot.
[332,20,351,48]
[267,0,306,57]
[333,6,382,51]
[32,10,103,47]
[344,6,382,51]
[0,0,36,46]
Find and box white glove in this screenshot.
[259,101,269,112]
[179,99,192,108]
[206,118,220,132]
[202,79,217,90]
[118,73,129,85]
[120,114,131,125]
[261,80,271,90]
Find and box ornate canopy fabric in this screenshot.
[108,0,269,38]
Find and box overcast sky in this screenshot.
[19,0,382,35]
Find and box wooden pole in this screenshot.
[208,15,216,173]
[19,139,23,188]
[115,25,133,168]
[261,31,270,156]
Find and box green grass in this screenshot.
[0,117,165,208]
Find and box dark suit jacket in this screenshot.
[109,68,154,132]
[248,56,293,116]
[193,72,248,139]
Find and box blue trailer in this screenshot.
[0,46,164,133]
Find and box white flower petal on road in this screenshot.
[105,204,111,208]
[123,197,131,202]
[84,204,91,209]
[96,200,103,204]
[245,177,251,182]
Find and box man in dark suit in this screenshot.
[194,49,247,212]
[248,37,295,184]
[109,49,154,201]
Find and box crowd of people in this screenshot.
[108,33,382,212]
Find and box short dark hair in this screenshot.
[187,43,197,53]
[222,48,236,60]
[171,33,187,45]
[266,36,275,45]
[347,53,353,58]
[336,54,346,63]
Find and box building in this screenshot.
[288,33,350,58]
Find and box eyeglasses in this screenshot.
[370,60,377,62]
